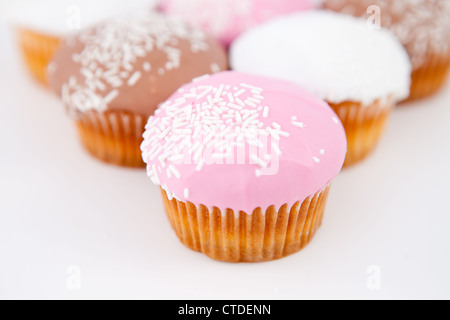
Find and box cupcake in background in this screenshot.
[48,13,228,167]
[159,0,317,47]
[231,11,411,167]
[6,0,160,85]
[141,71,347,262]
[324,0,450,101]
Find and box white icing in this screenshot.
[231,10,412,105]
[6,0,160,35]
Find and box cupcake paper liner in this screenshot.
[329,99,393,167]
[161,186,330,262]
[407,54,450,102]
[75,110,147,167]
[16,28,60,85]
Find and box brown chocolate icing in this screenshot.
[48,13,228,118]
[323,0,450,69]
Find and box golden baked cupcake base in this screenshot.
[75,110,147,168]
[161,187,330,263]
[329,99,392,167]
[407,55,450,102]
[16,28,60,85]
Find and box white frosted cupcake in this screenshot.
[324,0,450,101]
[231,10,412,167]
[6,0,159,85]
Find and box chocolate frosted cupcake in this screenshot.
[141,71,347,262]
[48,13,228,167]
[231,11,411,167]
[324,0,450,101]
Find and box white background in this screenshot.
[1,7,450,300]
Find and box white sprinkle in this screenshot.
[196,158,205,171]
[251,154,268,168]
[123,62,133,71]
[313,157,321,164]
[263,106,269,118]
[241,83,263,91]
[158,127,171,139]
[168,165,181,179]
[47,62,57,73]
[292,121,305,128]
[210,63,220,73]
[143,62,151,71]
[247,97,261,104]
[193,74,210,82]
[255,169,262,177]
[68,76,77,87]
[332,117,340,124]
[184,188,190,199]
[127,71,142,86]
[170,98,186,108]
[152,165,160,184]
[235,112,242,123]
[234,89,246,97]
[320,149,325,156]
[267,128,280,141]
[236,98,245,107]
[215,84,224,98]
[272,122,281,130]
[81,68,94,79]
[277,131,290,137]
[197,87,213,99]
[149,146,162,161]
[104,90,119,104]
[272,143,281,156]
[245,100,257,108]
[228,103,243,110]
[95,80,106,91]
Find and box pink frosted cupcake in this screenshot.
[141,71,347,262]
[159,0,317,46]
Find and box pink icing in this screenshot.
[141,71,347,213]
[159,0,316,46]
